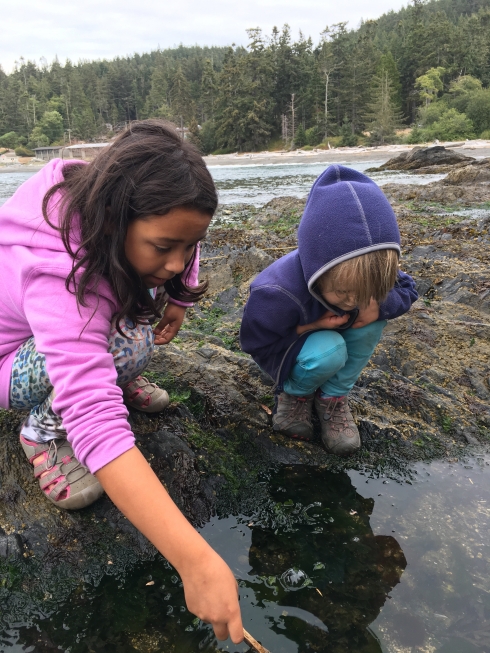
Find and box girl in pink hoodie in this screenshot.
[0,120,243,644]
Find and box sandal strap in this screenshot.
[125,387,151,407]
[46,477,70,501]
[22,434,92,500]
[33,458,53,478]
[39,467,63,490]
[21,438,53,464]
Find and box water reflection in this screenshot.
[2,467,405,653]
[241,467,406,652]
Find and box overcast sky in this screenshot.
[1,0,409,73]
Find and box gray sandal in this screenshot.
[20,434,104,510]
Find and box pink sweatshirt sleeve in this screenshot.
[22,268,135,474]
[167,242,200,308]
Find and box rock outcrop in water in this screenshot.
[0,179,489,627]
[366,145,475,172]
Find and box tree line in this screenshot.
[2,0,490,154]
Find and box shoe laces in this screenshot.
[46,439,86,480]
[286,396,312,423]
[321,397,349,432]
[46,440,58,471]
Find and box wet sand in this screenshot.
[204,140,490,167]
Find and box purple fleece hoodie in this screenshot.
[0,159,200,473]
[240,165,418,388]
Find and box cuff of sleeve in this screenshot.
[378,307,390,321]
[81,435,136,475]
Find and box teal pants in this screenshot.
[283,321,386,397]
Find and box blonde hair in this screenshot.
[317,249,399,309]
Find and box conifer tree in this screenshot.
[200,59,217,122]
[188,117,202,151]
[169,64,194,123]
[145,65,169,117]
[366,72,404,144]
[215,48,247,151]
[294,123,306,147]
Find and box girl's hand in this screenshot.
[96,448,244,644]
[296,310,349,335]
[180,548,243,642]
[351,299,380,329]
[154,303,186,345]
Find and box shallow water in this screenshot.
[210,162,445,206]
[0,172,38,206]
[3,455,490,652]
[0,163,446,208]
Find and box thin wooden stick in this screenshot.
[243,628,271,653]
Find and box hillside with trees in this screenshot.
[2,0,490,153]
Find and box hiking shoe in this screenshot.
[272,392,314,440]
[314,393,360,455]
[122,376,169,413]
[20,433,104,510]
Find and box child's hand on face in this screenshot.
[351,298,380,329]
[296,310,349,335]
[154,303,187,345]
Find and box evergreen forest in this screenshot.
[3,0,490,154]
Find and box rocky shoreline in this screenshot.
[1,151,489,634]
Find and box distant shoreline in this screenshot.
[0,165,45,174]
[204,139,490,167]
[2,140,490,173]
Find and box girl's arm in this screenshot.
[24,273,242,639]
[154,243,201,343]
[96,446,244,643]
[167,242,201,308]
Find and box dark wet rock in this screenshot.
[0,532,23,558]
[211,286,238,311]
[366,146,474,172]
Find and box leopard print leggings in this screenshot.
[9,317,154,443]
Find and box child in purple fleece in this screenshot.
[240,165,418,454]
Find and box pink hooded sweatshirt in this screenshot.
[0,159,200,473]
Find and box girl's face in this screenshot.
[125,207,211,288]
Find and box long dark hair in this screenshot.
[42,120,217,328]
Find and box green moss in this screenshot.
[441,414,454,433]
[143,371,205,418]
[182,422,258,497]
[184,307,241,352]
[255,207,301,236]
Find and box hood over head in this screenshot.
[0,158,82,253]
[297,164,400,309]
